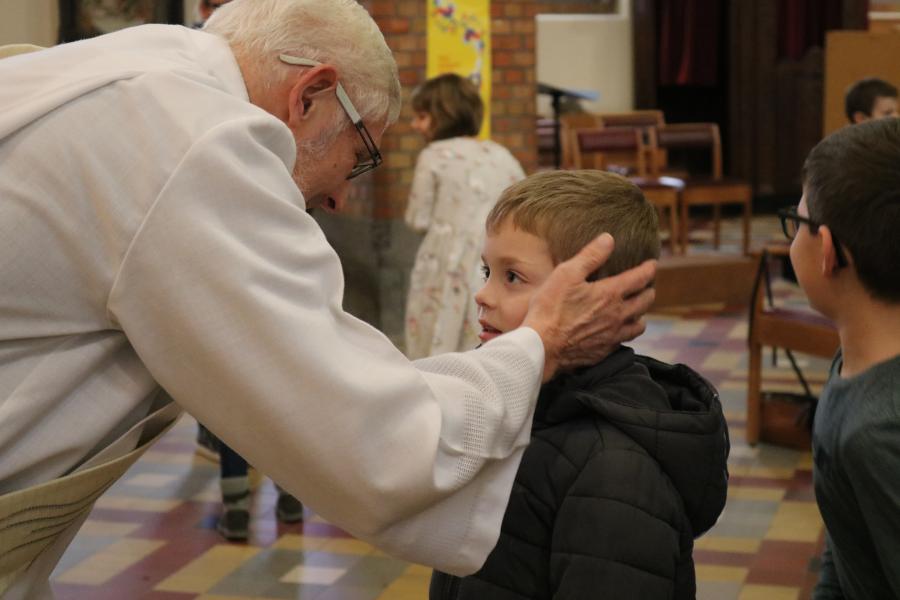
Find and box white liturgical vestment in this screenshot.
[0,25,543,596]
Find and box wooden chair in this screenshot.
[536,117,558,169]
[652,253,758,310]
[597,110,666,128]
[571,127,648,174]
[745,246,840,446]
[559,112,603,169]
[653,123,753,255]
[629,176,682,255]
[598,110,667,171]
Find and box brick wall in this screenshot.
[368,0,616,220]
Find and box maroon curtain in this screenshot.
[777,0,852,60]
[728,0,870,195]
[658,0,721,86]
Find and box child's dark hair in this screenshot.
[486,170,660,278]
[410,73,482,140]
[844,77,898,122]
[803,117,900,302]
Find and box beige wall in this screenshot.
[0,0,58,47]
[535,9,634,116]
[185,0,201,26]
[0,0,197,48]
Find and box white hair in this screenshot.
[204,0,401,127]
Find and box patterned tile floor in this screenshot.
[50,216,833,599]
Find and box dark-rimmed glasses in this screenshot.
[776,207,848,268]
[278,54,383,179]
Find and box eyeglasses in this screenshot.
[278,54,383,179]
[776,207,848,268]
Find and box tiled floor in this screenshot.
[50,216,833,599]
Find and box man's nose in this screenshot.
[329,180,353,211]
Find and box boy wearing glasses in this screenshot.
[780,118,900,599]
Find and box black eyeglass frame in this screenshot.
[277,54,383,180]
[776,207,848,268]
[345,119,383,179]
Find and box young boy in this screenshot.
[430,170,730,599]
[844,77,898,124]
[781,118,900,598]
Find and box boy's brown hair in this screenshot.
[803,117,900,302]
[486,170,660,278]
[411,73,483,141]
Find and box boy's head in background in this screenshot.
[844,77,898,124]
[476,170,660,345]
[789,118,900,319]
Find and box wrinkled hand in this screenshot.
[522,234,657,382]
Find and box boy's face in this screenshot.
[870,96,899,120]
[475,220,556,343]
[789,192,833,317]
[854,95,899,123]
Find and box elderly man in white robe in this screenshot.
[0,0,655,596]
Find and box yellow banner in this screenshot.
[426,0,491,138]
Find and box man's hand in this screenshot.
[522,233,657,381]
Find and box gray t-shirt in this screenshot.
[813,351,900,599]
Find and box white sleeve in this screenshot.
[107,115,544,575]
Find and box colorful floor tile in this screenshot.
[50,216,831,599]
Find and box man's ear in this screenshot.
[851,111,869,125]
[818,225,842,277]
[286,64,339,129]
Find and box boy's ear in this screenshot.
[851,111,869,124]
[818,225,841,277]
[286,64,339,129]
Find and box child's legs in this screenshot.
[274,483,303,522]
[219,442,250,510]
[219,442,248,479]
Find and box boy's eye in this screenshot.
[480,265,490,281]
[504,270,521,284]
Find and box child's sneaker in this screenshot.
[217,509,250,541]
[276,493,304,523]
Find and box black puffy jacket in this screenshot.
[430,347,729,600]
